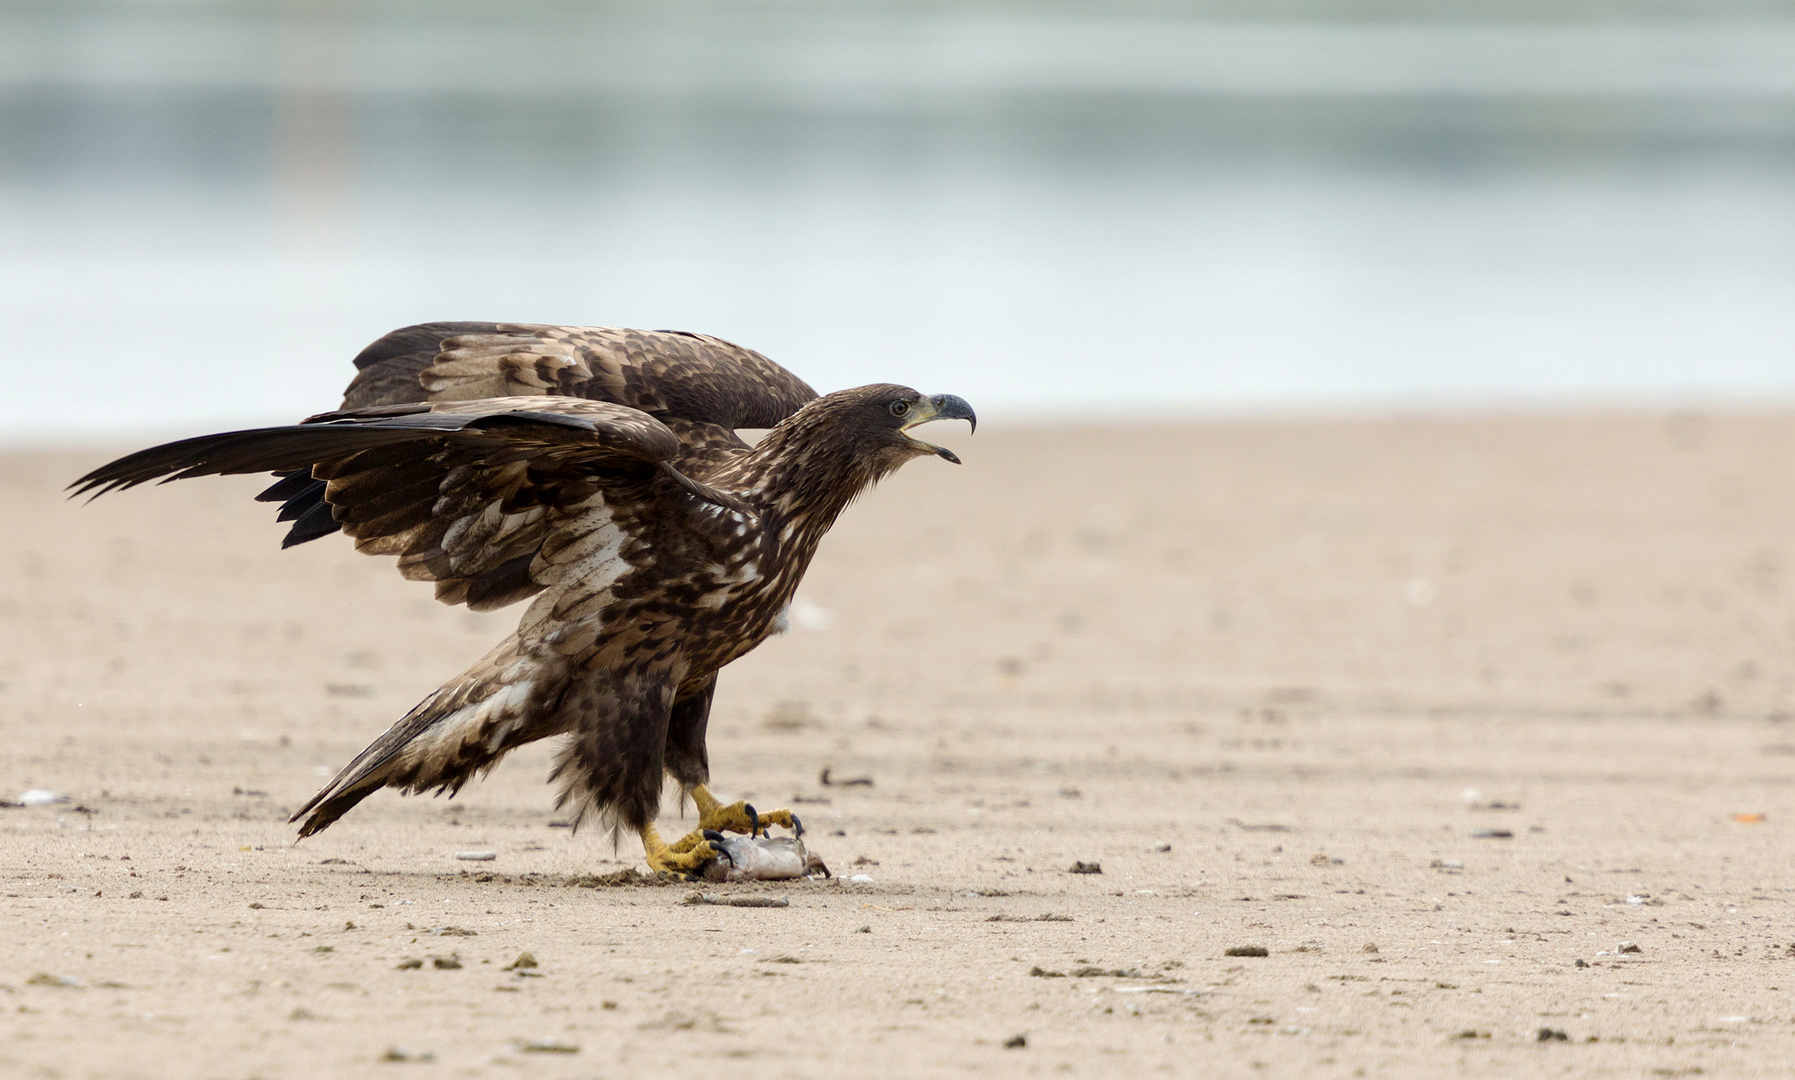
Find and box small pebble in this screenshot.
[1068,861,1102,875]
[382,1047,434,1062]
[19,789,70,806]
[455,851,496,861]
[1537,1027,1569,1041]
[514,1039,579,1054]
[1224,945,1269,958]
[1004,1034,1027,1049]
[847,874,875,885]
[1470,829,1513,839]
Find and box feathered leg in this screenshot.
[549,665,720,874]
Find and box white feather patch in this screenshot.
[396,679,537,766]
[521,496,641,632]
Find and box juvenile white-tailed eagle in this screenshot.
[73,323,974,873]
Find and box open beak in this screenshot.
[901,393,977,464]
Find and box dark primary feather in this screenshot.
[258,468,325,507]
[254,470,328,547]
[69,398,677,499]
[72,416,454,498]
[70,397,699,614]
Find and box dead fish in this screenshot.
[702,831,831,882]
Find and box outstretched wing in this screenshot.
[266,322,814,550]
[72,396,723,612]
[342,322,817,431]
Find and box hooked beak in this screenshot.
[900,393,977,464]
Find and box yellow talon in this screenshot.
[666,784,802,854]
[640,823,716,875]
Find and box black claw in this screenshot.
[702,829,726,843]
[791,814,804,838]
[743,803,761,837]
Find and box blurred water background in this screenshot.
[2,0,1793,440]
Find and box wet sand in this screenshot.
[4,410,1794,1077]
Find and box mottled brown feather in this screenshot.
[343,322,816,439]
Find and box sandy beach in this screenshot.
[4,410,1794,1078]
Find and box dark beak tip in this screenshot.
[935,446,962,465]
[929,393,977,434]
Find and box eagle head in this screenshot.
[747,384,976,520]
[824,383,978,467]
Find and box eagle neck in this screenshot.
[740,422,885,537]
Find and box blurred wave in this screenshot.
[3,2,1793,439]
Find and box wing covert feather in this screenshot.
[342,322,817,434]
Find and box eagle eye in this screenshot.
[888,400,910,418]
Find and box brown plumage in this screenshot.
[72,323,974,865]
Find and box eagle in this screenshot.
[72,322,975,873]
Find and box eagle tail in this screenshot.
[291,772,383,838]
[291,639,565,837]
